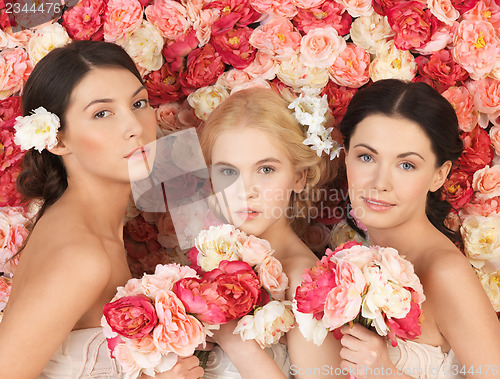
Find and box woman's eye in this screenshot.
[401,162,415,171]
[359,154,372,162]
[221,168,236,176]
[133,99,149,109]
[259,166,275,174]
[93,110,111,119]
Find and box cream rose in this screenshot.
[369,40,417,82]
[27,23,71,65]
[187,84,229,121]
[350,13,394,54]
[461,216,500,268]
[277,54,329,89]
[478,269,500,312]
[329,220,368,249]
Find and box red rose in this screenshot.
[62,0,106,41]
[188,246,204,276]
[295,255,337,320]
[441,168,474,208]
[162,29,199,73]
[372,0,402,15]
[203,260,261,321]
[386,298,422,347]
[212,26,256,70]
[292,1,352,35]
[144,62,184,106]
[0,119,25,173]
[321,81,358,126]
[0,97,21,122]
[207,0,260,33]
[415,49,468,92]
[456,126,494,173]
[0,164,21,207]
[124,214,159,243]
[387,1,438,50]
[451,0,479,13]
[103,295,158,339]
[180,43,225,92]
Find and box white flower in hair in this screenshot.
[288,87,343,160]
[13,107,60,153]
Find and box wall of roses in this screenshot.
[0,0,499,320]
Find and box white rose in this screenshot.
[187,84,229,121]
[478,269,500,312]
[292,300,328,346]
[461,216,500,269]
[277,54,329,89]
[196,225,246,271]
[235,301,294,348]
[329,220,369,249]
[350,13,394,54]
[14,107,60,152]
[117,21,164,75]
[27,23,71,65]
[369,40,417,82]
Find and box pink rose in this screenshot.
[321,81,357,125]
[192,9,220,46]
[328,42,370,88]
[216,69,252,90]
[323,260,365,329]
[211,26,256,70]
[295,255,337,319]
[141,264,198,296]
[153,290,205,356]
[238,235,273,265]
[207,0,260,32]
[292,0,325,8]
[155,102,181,136]
[103,295,158,339]
[333,0,373,17]
[457,126,494,173]
[243,51,278,80]
[451,0,480,13]
[103,0,143,42]
[249,17,302,61]
[416,21,457,55]
[162,29,199,72]
[299,26,346,69]
[387,1,437,50]
[462,0,500,30]
[174,277,228,324]
[0,122,24,173]
[249,0,298,18]
[490,126,500,155]
[0,47,32,100]
[441,86,478,132]
[62,0,106,41]
[415,49,468,92]
[256,257,288,300]
[0,96,21,122]
[0,276,11,311]
[441,168,474,208]
[372,0,401,16]
[452,20,500,80]
[180,43,225,91]
[472,165,500,199]
[202,260,262,320]
[465,78,500,125]
[293,1,352,34]
[386,299,422,346]
[428,0,460,24]
[460,196,500,217]
[145,0,190,39]
[378,247,423,295]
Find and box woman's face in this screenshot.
[57,67,157,183]
[345,114,450,231]
[210,127,305,238]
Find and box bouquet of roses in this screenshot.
[293,241,425,348]
[101,263,207,379]
[185,224,295,348]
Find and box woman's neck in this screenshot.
[259,218,298,261]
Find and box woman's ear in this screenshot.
[293,168,308,193]
[47,135,70,156]
[430,160,452,192]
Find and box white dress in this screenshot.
[39,327,122,378]
[203,343,291,379]
[388,338,465,379]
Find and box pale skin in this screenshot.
[340,114,500,378]
[0,67,203,379]
[209,126,345,379]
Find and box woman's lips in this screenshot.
[363,197,396,212]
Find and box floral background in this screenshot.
[0,0,499,321]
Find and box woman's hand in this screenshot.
[339,323,396,379]
[141,356,204,379]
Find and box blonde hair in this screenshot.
[199,87,339,222]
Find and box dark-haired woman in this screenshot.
[0,41,203,379]
[338,79,500,378]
